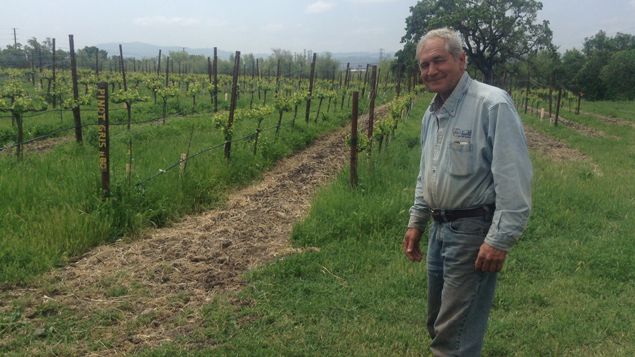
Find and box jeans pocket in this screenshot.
[448,217,490,236]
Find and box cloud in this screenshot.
[351,26,385,35]
[348,0,398,3]
[306,1,335,14]
[134,16,201,27]
[630,0,635,9]
[261,23,285,33]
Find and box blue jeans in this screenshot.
[426,215,497,357]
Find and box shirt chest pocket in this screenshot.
[448,142,475,176]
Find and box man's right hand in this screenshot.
[403,228,423,262]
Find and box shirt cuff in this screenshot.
[484,235,515,252]
[408,212,429,231]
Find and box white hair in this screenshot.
[416,27,466,64]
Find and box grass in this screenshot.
[515,94,635,123]
[576,99,635,120]
[0,92,196,148]
[2,93,634,355]
[0,88,391,285]
[134,95,633,356]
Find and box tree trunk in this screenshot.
[483,65,495,85]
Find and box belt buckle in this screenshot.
[430,208,447,222]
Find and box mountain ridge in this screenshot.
[96,42,392,68]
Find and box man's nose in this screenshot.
[426,63,438,77]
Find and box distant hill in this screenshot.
[95,42,234,60]
[95,42,392,69]
[331,52,392,69]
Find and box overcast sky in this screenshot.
[1,0,635,54]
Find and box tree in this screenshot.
[315,52,338,80]
[582,30,635,57]
[601,49,635,100]
[583,30,613,57]
[400,0,552,84]
[524,48,570,96]
[559,49,586,91]
[0,45,28,68]
[575,54,606,100]
[611,33,635,52]
[76,46,108,73]
[266,49,295,77]
[392,41,417,84]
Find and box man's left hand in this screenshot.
[474,243,507,272]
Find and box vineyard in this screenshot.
[1,39,635,356]
[0,43,419,286]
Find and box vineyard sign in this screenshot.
[97,82,110,197]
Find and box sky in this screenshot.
[1,0,635,55]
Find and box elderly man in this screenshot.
[403,28,532,356]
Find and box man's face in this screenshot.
[417,37,466,99]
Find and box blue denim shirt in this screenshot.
[408,73,532,251]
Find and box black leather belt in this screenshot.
[429,205,494,223]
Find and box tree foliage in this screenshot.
[572,31,635,100]
[514,30,635,100]
[0,39,340,81]
[400,0,552,84]
[600,49,635,100]
[583,30,635,57]
[559,49,585,90]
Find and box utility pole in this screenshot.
[13,28,17,46]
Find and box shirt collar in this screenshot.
[430,72,471,117]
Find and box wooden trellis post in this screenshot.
[97,82,110,198]
[350,91,359,188]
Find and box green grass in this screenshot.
[3,92,634,355]
[576,99,635,120]
[0,87,277,147]
[134,94,633,356]
[520,95,635,122]
[0,88,391,285]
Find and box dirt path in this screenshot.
[0,108,387,355]
[523,125,602,175]
[0,107,592,355]
[525,107,615,139]
[577,110,635,129]
[0,136,74,156]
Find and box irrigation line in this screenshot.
[0,107,126,120]
[134,109,350,188]
[135,131,259,187]
[0,126,73,152]
[21,125,76,145]
[0,109,51,120]
[0,122,98,152]
[0,110,193,152]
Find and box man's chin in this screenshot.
[426,84,445,94]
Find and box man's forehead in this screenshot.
[419,42,450,61]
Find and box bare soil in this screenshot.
[0,108,385,355]
[523,126,586,161]
[578,110,635,129]
[556,116,610,138]
[526,107,614,139]
[0,106,591,355]
[0,136,73,157]
[523,126,602,175]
